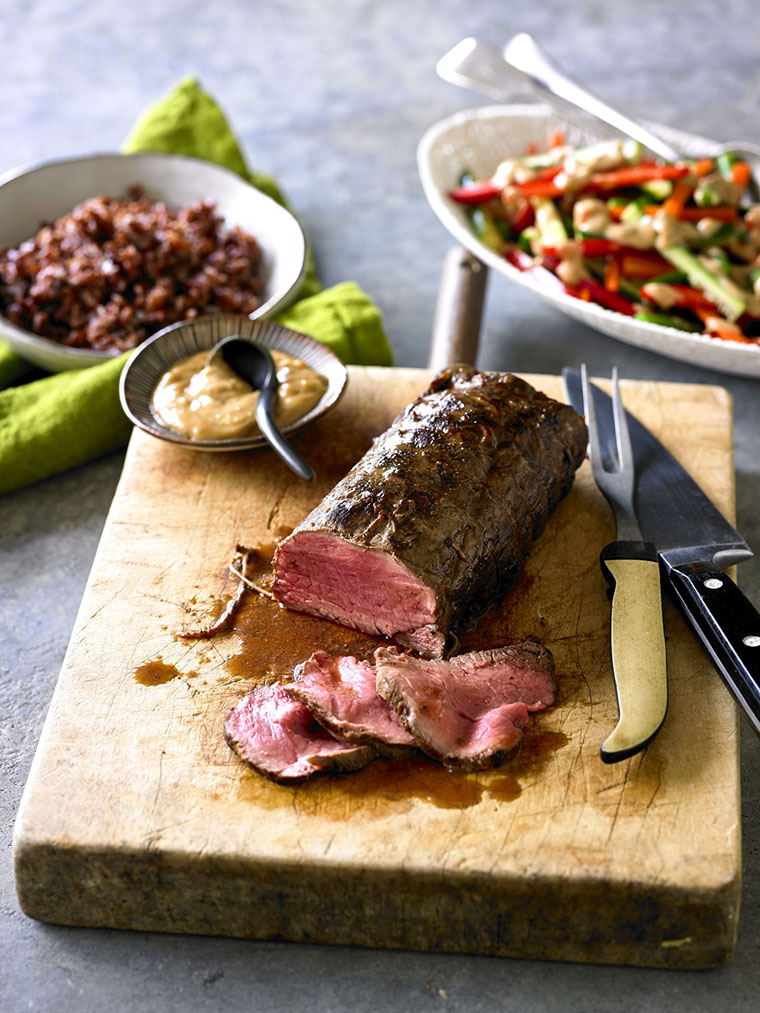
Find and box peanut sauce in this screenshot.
[151,348,328,441]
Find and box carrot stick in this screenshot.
[694,306,754,343]
[662,178,693,218]
[604,255,621,293]
[694,158,715,177]
[620,253,672,279]
[642,205,737,222]
[731,161,752,191]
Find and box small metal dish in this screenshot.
[119,314,348,452]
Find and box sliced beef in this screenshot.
[288,651,416,756]
[273,367,587,658]
[224,682,375,783]
[374,642,557,772]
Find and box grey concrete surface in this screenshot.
[2,0,760,1009]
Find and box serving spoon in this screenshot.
[438,34,760,199]
[207,335,315,481]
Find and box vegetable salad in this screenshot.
[449,134,760,345]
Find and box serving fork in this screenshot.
[580,365,668,762]
[438,35,760,200]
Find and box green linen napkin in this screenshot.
[0,78,392,496]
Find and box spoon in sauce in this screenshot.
[207,335,315,481]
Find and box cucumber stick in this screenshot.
[533,198,567,248]
[518,226,541,254]
[523,137,641,170]
[634,310,702,332]
[621,200,646,224]
[640,179,673,200]
[465,207,503,250]
[661,245,747,321]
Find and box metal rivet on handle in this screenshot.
[743,635,760,648]
[704,578,723,589]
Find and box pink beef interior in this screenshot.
[224,682,373,782]
[463,702,530,755]
[273,531,442,653]
[374,645,555,770]
[289,651,415,748]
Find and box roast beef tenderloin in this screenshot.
[272,367,587,658]
[288,651,416,756]
[374,641,556,772]
[224,682,375,783]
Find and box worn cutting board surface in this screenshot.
[14,367,741,969]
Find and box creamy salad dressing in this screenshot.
[475,136,760,337]
[492,160,538,187]
[572,198,655,249]
[696,217,729,238]
[608,219,657,249]
[554,139,631,193]
[152,348,328,441]
[555,243,589,286]
[728,205,760,261]
[652,210,698,250]
[641,282,679,309]
[572,198,611,236]
[695,172,742,209]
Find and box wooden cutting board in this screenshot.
[14,368,741,969]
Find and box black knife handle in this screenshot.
[667,560,760,735]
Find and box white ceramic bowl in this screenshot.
[119,314,347,452]
[418,104,760,378]
[0,152,307,372]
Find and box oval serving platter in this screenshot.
[119,314,347,452]
[418,103,760,378]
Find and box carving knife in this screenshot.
[563,368,760,738]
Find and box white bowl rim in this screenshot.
[417,103,760,377]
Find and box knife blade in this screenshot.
[563,368,760,736]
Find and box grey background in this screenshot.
[2,0,759,1009]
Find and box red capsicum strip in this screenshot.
[566,278,636,315]
[640,283,720,313]
[513,178,564,198]
[448,182,502,204]
[505,249,566,291]
[585,163,691,191]
[454,163,692,204]
[543,238,657,258]
[542,238,620,257]
[511,200,535,233]
[505,249,533,270]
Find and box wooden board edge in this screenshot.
[13,831,740,970]
[12,369,743,969]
